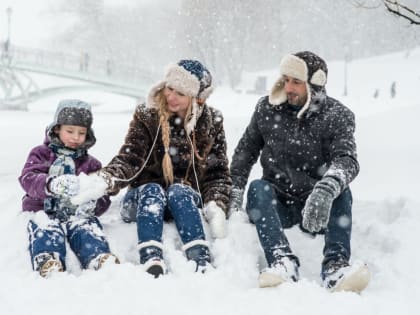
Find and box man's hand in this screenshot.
[228,186,244,216]
[302,177,341,233]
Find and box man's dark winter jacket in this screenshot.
[103,104,232,212]
[230,95,359,203]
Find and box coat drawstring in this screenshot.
[108,122,162,184]
[106,121,204,208]
[186,132,204,208]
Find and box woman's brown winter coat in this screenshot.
[103,103,232,212]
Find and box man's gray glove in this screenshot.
[228,186,244,216]
[302,177,341,233]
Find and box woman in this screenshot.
[75,60,231,277]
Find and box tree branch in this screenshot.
[346,0,381,9]
[383,0,420,24]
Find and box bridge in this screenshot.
[0,43,156,110]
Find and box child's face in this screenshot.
[55,125,88,149]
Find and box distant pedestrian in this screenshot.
[106,59,112,76]
[390,81,396,98]
[79,52,89,72]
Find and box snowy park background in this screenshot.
[0,47,419,315]
[1,1,420,315]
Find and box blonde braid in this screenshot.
[157,93,174,185]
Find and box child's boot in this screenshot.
[89,253,120,270]
[34,253,63,278]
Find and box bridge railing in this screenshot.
[1,43,156,86]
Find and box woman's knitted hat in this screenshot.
[147,59,214,133]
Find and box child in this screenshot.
[19,99,119,277]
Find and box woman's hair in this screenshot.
[156,89,194,185]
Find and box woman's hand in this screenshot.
[203,201,227,239]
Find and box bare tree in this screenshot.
[348,0,420,24]
[180,0,263,87]
[383,0,420,24]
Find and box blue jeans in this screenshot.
[28,216,111,270]
[246,179,352,271]
[121,183,206,245]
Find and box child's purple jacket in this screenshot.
[19,139,111,216]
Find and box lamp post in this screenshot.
[4,7,12,58]
[6,7,12,43]
[343,46,350,97]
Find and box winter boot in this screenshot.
[138,240,167,278]
[88,253,120,270]
[322,259,371,293]
[183,240,212,273]
[34,253,63,278]
[259,256,299,288]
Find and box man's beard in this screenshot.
[287,93,307,106]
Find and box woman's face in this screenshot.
[163,86,191,118]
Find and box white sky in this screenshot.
[0,0,151,47]
[0,0,50,46]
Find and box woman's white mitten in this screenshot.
[203,201,227,239]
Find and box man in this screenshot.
[229,51,370,293]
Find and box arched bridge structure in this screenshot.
[0,44,155,110]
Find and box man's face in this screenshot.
[283,75,308,106]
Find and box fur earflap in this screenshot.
[268,77,287,106]
[310,69,327,86]
[147,81,166,109]
[184,98,204,135]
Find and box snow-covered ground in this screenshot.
[0,48,419,315]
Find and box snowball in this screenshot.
[70,173,107,205]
